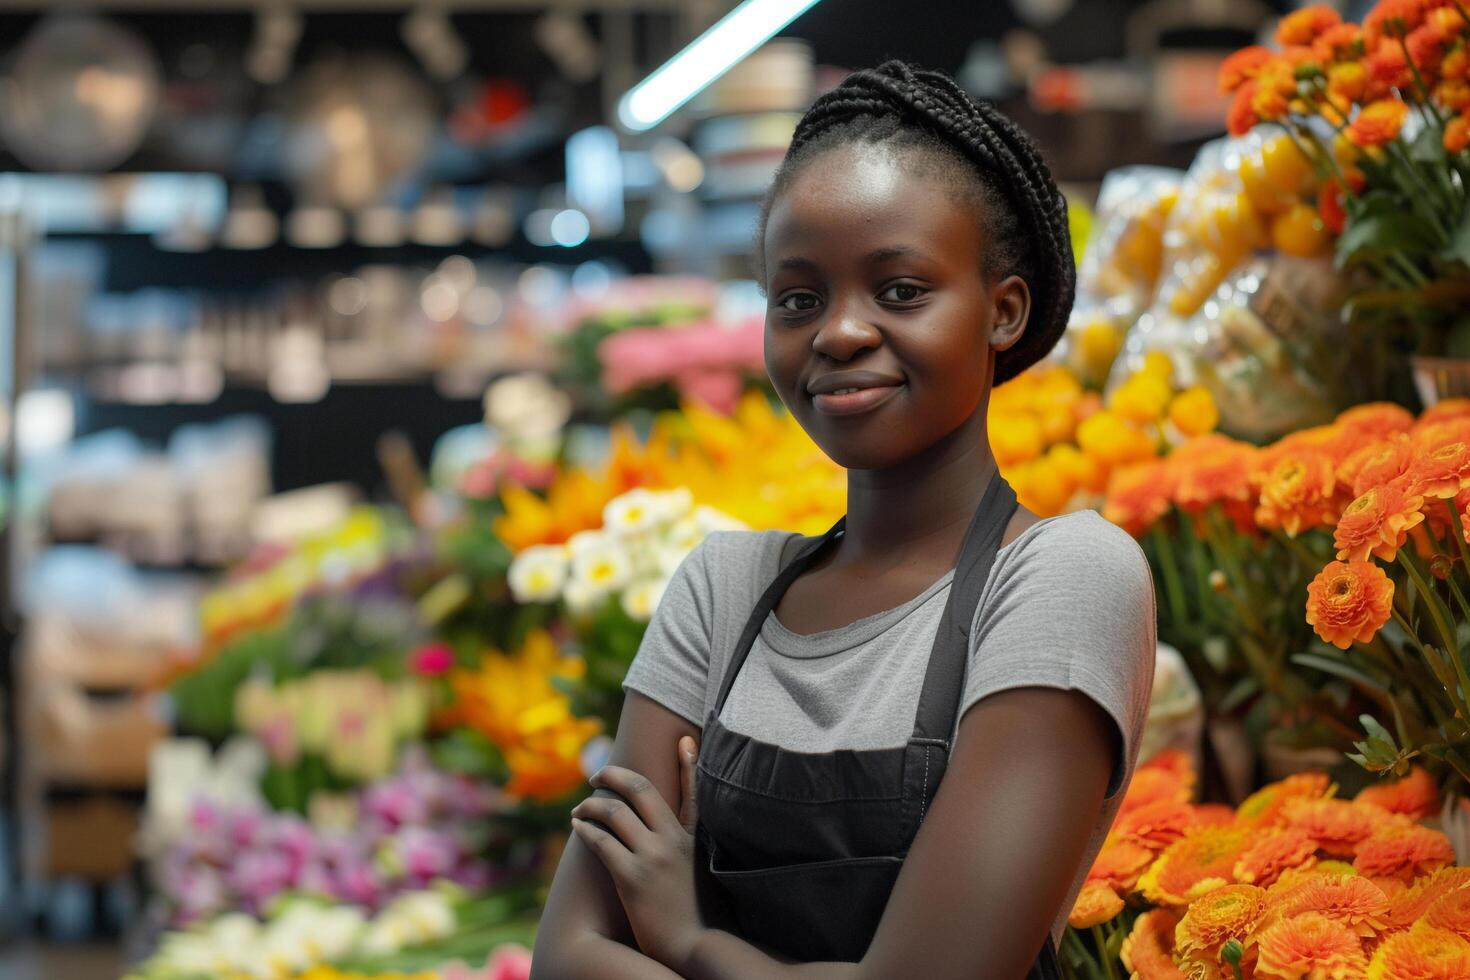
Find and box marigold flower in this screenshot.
[1228,80,1263,135]
[1356,766,1440,820]
[1088,837,1157,893]
[1284,798,1381,859]
[1104,460,1175,537]
[1447,112,1470,152]
[1238,772,1335,829]
[1425,887,1470,940]
[1256,451,1340,536]
[1343,436,1415,497]
[1367,922,1470,979]
[1114,798,1199,853]
[1334,481,1426,562]
[1317,22,1368,62]
[1221,45,1277,93]
[1280,5,1345,46]
[1069,878,1125,929]
[1237,827,1323,887]
[1348,99,1411,147]
[1384,867,1470,930]
[1123,908,1188,980]
[1306,561,1396,650]
[1269,873,1392,937]
[1141,827,1253,905]
[1255,911,1370,980]
[1354,824,1456,882]
[1177,883,1268,958]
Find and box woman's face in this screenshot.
[762,143,1030,472]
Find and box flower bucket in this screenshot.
[1411,355,1470,408]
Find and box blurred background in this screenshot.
[0,0,1359,977]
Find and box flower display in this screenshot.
[1064,752,1469,980]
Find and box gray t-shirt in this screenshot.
[621,509,1156,946]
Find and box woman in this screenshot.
[532,61,1156,979]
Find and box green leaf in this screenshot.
[1290,653,1390,696]
[1336,209,1440,269]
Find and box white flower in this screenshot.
[571,540,633,596]
[663,515,704,554]
[652,487,694,523]
[603,489,662,538]
[564,529,608,559]
[562,578,602,617]
[366,890,456,952]
[620,578,668,622]
[508,544,569,603]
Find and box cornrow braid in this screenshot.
[757,61,1076,385]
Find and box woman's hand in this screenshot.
[571,735,705,973]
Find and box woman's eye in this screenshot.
[778,292,821,313]
[879,283,925,303]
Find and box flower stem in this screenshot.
[1092,925,1121,980]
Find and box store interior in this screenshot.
[10,0,1470,978]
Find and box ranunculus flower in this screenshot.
[1140,826,1252,906]
[1220,45,1274,92]
[1277,5,1343,46]
[1267,872,1390,937]
[1334,481,1426,562]
[1256,450,1340,536]
[1176,883,1268,959]
[1367,922,1470,979]
[1306,561,1395,650]
[1356,766,1440,820]
[1253,911,1368,980]
[1409,441,1470,499]
[1426,887,1470,942]
[1354,824,1456,882]
[1347,98,1410,147]
[1234,827,1320,887]
[1120,908,1185,980]
[1068,879,1124,929]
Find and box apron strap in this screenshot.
[712,516,846,714]
[910,474,1018,744]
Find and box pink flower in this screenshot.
[598,316,765,413]
[486,944,534,980]
[410,643,455,677]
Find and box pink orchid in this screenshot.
[597,316,765,414]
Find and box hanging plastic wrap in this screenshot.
[1054,166,1183,388]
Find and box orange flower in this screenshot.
[1255,911,1369,980]
[1114,798,1199,852]
[1408,22,1453,73]
[1419,398,1470,427]
[1121,765,1196,815]
[1123,908,1188,980]
[1237,827,1323,887]
[1446,44,1470,82]
[1256,450,1340,535]
[1384,867,1470,931]
[1343,436,1415,497]
[1254,64,1298,121]
[1447,113,1470,152]
[1284,797,1381,858]
[1221,45,1277,92]
[1435,79,1470,110]
[1140,826,1252,905]
[1177,883,1268,958]
[1104,460,1175,537]
[1173,435,1258,515]
[1279,5,1345,46]
[1354,824,1456,882]
[1425,887,1470,940]
[1069,879,1125,928]
[1366,922,1470,979]
[1306,561,1396,650]
[1088,837,1157,893]
[1411,415,1470,450]
[1269,873,1391,937]
[1141,748,1199,790]
[1195,803,1241,827]
[1169,386,1220,438]
[1356,766,1441,820]
[1317,22,1368,62]
[1238,772,1335,829]
[1229,80,1263,135]
[1408,441,1470,498]
[1366,0,1429,49]
[1334,481,1426,562]
[1329,61,1372,102]
[1365,48,1414,101]
[1341,403,1417,441]
[1348,99,1411,146]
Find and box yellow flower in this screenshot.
[1168,386,1220,438]
[1175,883,1267,959]
[1078,410,1157,467]
[1110,372,1175,425]
[1069,879,1125,928]
[990,413,1046,466]
[1140,826,1253,906]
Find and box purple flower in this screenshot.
[225,848,294,913]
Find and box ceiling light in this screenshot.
[617,0,824,132]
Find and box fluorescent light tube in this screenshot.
[617,0,822,132]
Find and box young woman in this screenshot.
[531,61,1156,980]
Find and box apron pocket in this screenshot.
[706,850,903,963]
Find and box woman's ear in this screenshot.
[988,274,1031,353]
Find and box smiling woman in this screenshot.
[533,61,1154,980]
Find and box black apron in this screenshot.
[693,474,1061,975]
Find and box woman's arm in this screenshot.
[677,684,1117,980]
[530,690,702,980]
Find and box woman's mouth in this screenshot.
[811,384,904,416]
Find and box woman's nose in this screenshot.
[811,299,881,361]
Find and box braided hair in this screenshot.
[756,61,1075,385]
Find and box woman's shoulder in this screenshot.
[677,528,805,599]
[999,509,1150,585]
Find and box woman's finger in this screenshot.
[589,765,678,834]
[677,736,699,833]
[570,794,653,852]
[571,817,635,881]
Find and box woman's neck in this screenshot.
[838,407,998,569]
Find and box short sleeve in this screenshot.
[620,533,722,726]
[961,511,1157,799]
